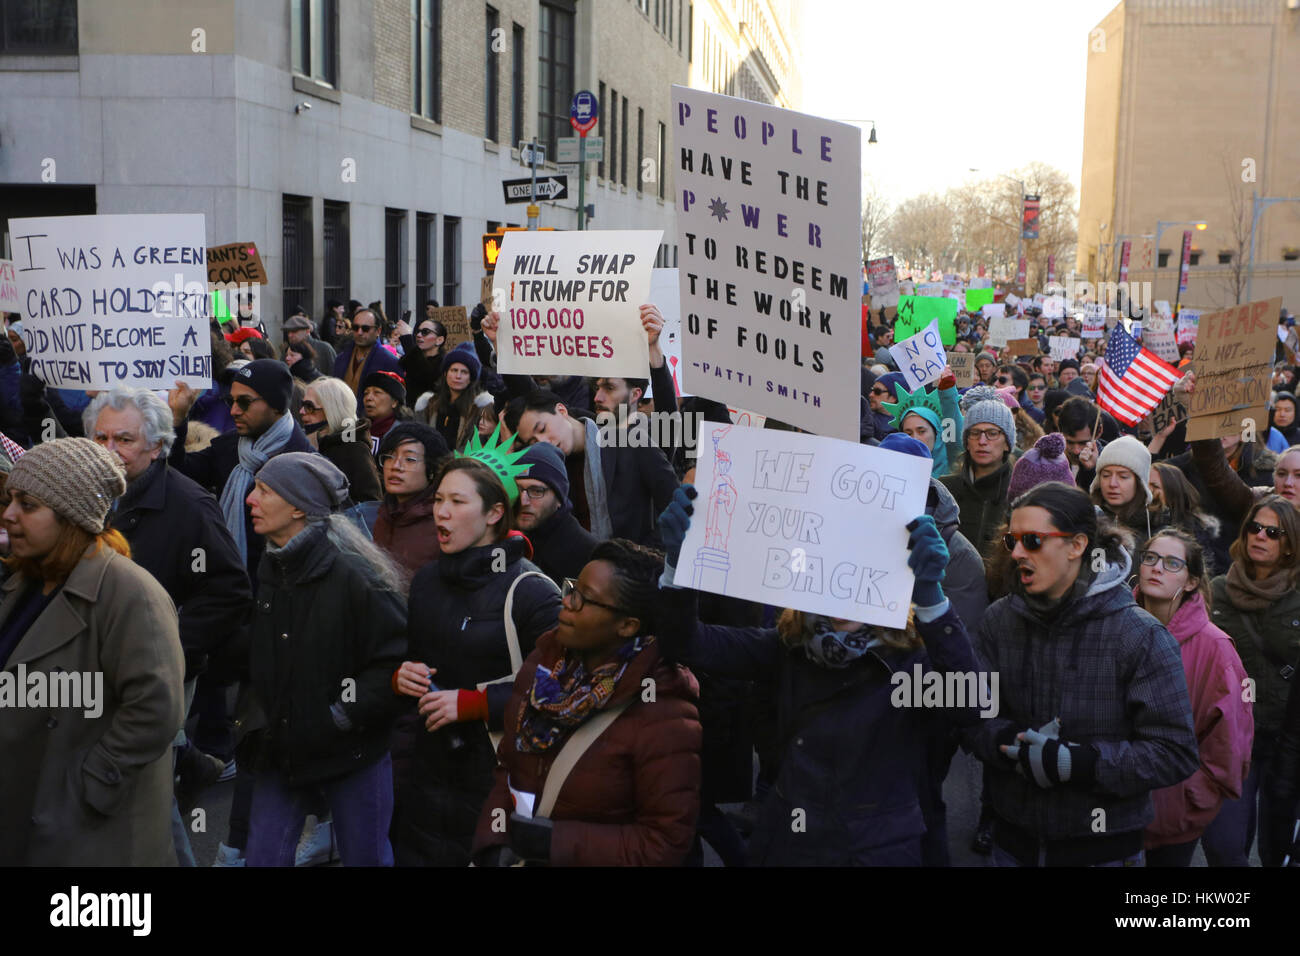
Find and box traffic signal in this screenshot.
[481,226,556,272]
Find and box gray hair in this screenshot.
[316,513,409,595]
[82,387,176,456]
[307,376,361,436]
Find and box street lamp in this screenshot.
[970,169,1026,283]
[836,119,878,143]
[1246,193,1300,303]
[1154,219,1208,300]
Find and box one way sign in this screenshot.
[502,175,568,204]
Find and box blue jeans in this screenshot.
[247,754,395,867]
[990,843,1144,867]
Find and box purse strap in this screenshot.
[536,697,635,819]
[478,570,555,690]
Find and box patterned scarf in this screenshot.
[517,635,650,753]
[803,618,883,668]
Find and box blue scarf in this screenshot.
[218,412,296,560]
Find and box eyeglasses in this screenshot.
[227,394,264,412]
[380,453,425,471]
[1139,551,1188,572]
[561,578,628,615]
[968,427,1006,443]
[1002,531,1076,552]
[518,485,550,501]
[1246,520,1287,540]
[299,400,321,413]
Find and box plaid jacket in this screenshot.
[962,557,1199,840]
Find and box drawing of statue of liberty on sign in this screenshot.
[693,426,738,591]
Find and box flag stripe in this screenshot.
[1096,335,1179,426]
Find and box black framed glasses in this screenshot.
[414,327,437,337]
[561,578,628,615]
[1139,551,1188,572]
[353,324,376,333]
[299,400,321,413]
[870,386,889,396]
[1246,520,1287,540]
[1003,531,1076,552]
[518,485,550,501]
[227,394,264,411]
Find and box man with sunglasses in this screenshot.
[334,308,403,414]
[512,442,597,585]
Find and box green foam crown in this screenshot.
[883,381,944,431]
[455,422,534,503]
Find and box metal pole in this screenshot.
[1247,192,1261,304]
[577,135,587,231]
[527,137,539,230]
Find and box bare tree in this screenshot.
[1216,155,1252,307]
[861,178,892,269]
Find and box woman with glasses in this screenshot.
[372,422,449,576]
[1134,529,1252,867]
[297,377,380,503]
[968,481,1198,867]
[397,317,448,401]
[1207,497,1300,866]
[939,397,1018,555]
[390,458,561,866]
[472,539,703,866]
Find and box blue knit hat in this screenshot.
[517,441,569,500]
[879,433,932,460]
[441,343,482,382]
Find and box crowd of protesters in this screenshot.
[1,288,1298,870]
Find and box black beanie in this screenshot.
[231,358,293,412]
[362,370,407,406]
[379,421,449,477]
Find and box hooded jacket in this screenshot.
[962,553,1200,842]
[372,483,441,576]
[1142,590,1253,849]
[939,457,1013,557]
[927,478,989,637]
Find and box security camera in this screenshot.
[294,102,312,114]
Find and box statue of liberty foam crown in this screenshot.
[455,422,534,503]
[882,381,943,432]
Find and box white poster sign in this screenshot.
[988,316,1030,348]
[969,277,992,290]
[899,279,915,297]
[867,256,899,307]
[676,425,930,628]
[1176,308,1200,345]
[1048,336,1081,361]
[981,302,1007,320]
[672,85,861,441]
[1143,314,1180,364]
[646,267,690,398]
[493,229,660,377]
[9,213,212,389]
[1082,313,1106,338]
[1042,296,1065,320]
[0,259,22,313]
[896,319,946,390]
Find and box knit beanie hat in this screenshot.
[442,343,482,383]
[7,437,126,534]
[1089,434,1153,505]
[879,433,932,460]
[976,350,997,366]
[995,386,1021,410]
[518,441,570,499]
[378,421,449,476]
[875,372,907,401]
[362,369,407,406]
[963,400,1015,449]
[231,358,293,412]
[255,452,350,518]
[1008,433,1073,502]
[959,383,1001,415]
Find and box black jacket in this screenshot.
[580,429,681,546]
[247,521,407,787]
[398,336,445,401]
[108,460,252,680]
[525,501,599,585]
[168,417,317,580]
[317,422,382,502]
[939,459,1012,559]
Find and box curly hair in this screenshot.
[589,538,664,635]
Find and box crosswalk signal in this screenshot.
[481,226,557,272]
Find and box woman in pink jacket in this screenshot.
[1136,528,1254,866]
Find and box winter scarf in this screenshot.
[803,617,884,668]
[218,411,296,559]
[1224,562,1295,612]
[516,635,650,753]
[581,417,614,541]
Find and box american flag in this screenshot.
[1097,326,1182,426]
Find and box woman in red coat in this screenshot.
[472,539,702,866]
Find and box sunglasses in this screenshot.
[1246,520,1286,540]
[299,400,321,413]
[414,327,437,337]
[1002,531,1075,552]
[1139,550,1188,572]
[353,324,376,333]
[226,394,265,412]
[870,386,889,396]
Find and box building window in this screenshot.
[620,95,629,186]
[1188,250,1201,267]
[1217,250,1234,265]
[485,6,499,141]
[291,0,337,86]
[385,209,407,323]
[282,195,313,327]
[412,0,441,121]
[657,121,666,200]
[608,89,618,184]
[416,213,437,308]
[511,23,525,147]
[597,82,607,180]
[442,216,461,306]
[687,4,692,61]
[537,0,575,158]
[0,0,77,53]
[1157,250,1170,268]
[673,244,678,267]
[636,107,644,194]
[323,200,350,310]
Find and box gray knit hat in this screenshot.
[256,452,350,518]
[1089,434,1152,505]
[7,437,126,533]
[963,400,1015,449]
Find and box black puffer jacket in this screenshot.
[939,458,1013,559]
[393,537,561,866]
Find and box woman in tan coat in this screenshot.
[0,438,185,866]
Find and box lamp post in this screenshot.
[970,169,1026,283]
[1246,193,1300,304]
[1154,219,1207,301]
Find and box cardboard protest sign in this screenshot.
[895,295,957,346]
[1048,337,1081,362]
[1184,297,1281,440]
[895,319,946,390]
[981,302,1006,320]
[492,229,659,377]
[672,85,862,441]
[676,425,930,629]
[1151,391,1188,434]
[1006,337,1041,357]
[481,275,494,309]
[965,288,995,313]
[988,315,1029,348]
[1176,308,1200,345]
[207,242,267,286]
[867,256,899,307]
[10,213,212,389]
[947,351,975,388]
[647,268,689,398]
[0,259,21,313]
[433,305,472,349]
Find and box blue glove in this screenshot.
[905,515,948,608]
[658,484,697,567]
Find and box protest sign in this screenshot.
[0,259,21,313]
[948,351,975,388]
[1143,314,1180,364]
[1004,292,1022,311]
[676,424,930,629]
[647,267,689,398]
[492,228,659,377]
[988,315,1029,348]
[895,319,946,390]
[727,406,767,428]
[10,213,211,389]
[899,279,915,297]
[1184,297,1280,440]
[433,305,472,349]
[942,274,963,295]
[895,295,957,346]
[1048,337,1081,362]
[867,256,899,307]
[1176,308,1200,345]
[969,277,992,290]
[1042,296,1065,320]
[1006,337,1041,357]
[481,275,494,309]
[1151,391,1188,434]
[965,288,995,313]
[981,302,1006,320]
[1081,311,1105,338]
[207,242,267,286]
[917,283,943,297]
[672,85,861,441]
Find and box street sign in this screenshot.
[557,136,602,163]
[518,141,546,166]
[557,163,580,177]
[502,175,569,204]
[569,90,598,134]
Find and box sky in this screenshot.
[799,0,1122,209]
